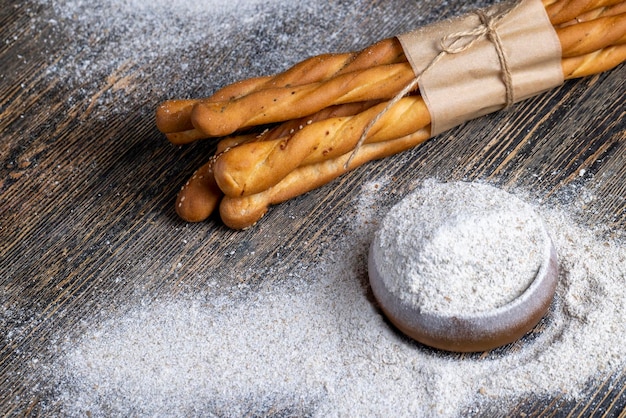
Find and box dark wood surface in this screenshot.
[1,0,624,416]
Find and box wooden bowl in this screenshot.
[368,186,559,353]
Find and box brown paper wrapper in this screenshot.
[397,0,563,136]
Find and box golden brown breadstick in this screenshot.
[156,38,405,135]
[156,99,198,134]
[556,0,626,26]
[175,101,381,222]
[546,0,624,25]
[215,38,406,99]
[215,101,381,151]
[558,13,626,57]
[219,127,431,229]
[562,43,626,77]
[213,97,430,197]
[169,102,381,149]
[166,128,211,145]
[190,63,417,137]
[176,160,223,222]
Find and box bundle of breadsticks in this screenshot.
[157,0,626,229]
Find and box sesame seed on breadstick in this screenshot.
[175,160,223,223]
[213,97,430,197]
[190,63,417,138]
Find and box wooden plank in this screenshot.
[1,0,624,415]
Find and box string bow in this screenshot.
[345,3,518,169]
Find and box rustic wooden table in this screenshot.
[1,0,624,416]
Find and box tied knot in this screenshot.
[439,9,515,108]
[345,3,519,170]
[440,12,493,54]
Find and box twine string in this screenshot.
[345,3,518,169]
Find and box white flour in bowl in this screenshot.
[372,182,546,315]
[44,178,626,417]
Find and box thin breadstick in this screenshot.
[546,0,625,25]
[216,101,381,151]
[156,99,198,134]
[176,160,223,222]
[214,38,406,99]
[556,1,626,26]
[156,38,405,134]
[175,101,382,222]
[558,13,626,57]
[219,128,431,229]
[190,63,417,137]
[213,97,430,197]
[166,128,211,144]
[562,43,626,76]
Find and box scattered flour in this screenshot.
[30,0,375,120]
[45,179,626,417]
[29,0,312,120]
[372,182,545,314]
[22,0,625,415]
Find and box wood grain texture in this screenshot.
[1,0,624,416]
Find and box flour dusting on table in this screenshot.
[24,0,625,415]
[33,0,384,118]
[46,179,626,417]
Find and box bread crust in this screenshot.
[159,0,626,227]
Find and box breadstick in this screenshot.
[166,128,211,145]
[156,99,198,134]
[164,99,373,147]
[213,38,406,99]
[562,43,626,77]
[219,128,431,229]
[545,0,624,25]
[558,13,626,57]
[215,101,380,151]
[190,63,417,137]
[156,38,405,135]
[176,160,223,222]
[190,13,625,138]
[213,97,430,197]
[556,0,626,26]
[175,101,381,222]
